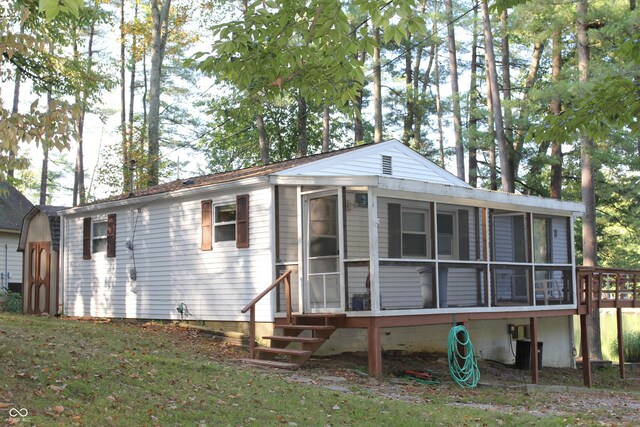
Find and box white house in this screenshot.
[58,140,585,376]
[0,183,33,297]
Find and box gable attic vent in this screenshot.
[382,155,393,175]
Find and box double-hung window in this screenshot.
[214,204,236,242]
[201,195,249,249]
[92,220,108,253]
[437,212,456,258]
[402,209,428,258]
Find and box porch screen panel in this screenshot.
[551,217,570,264]
[457,210,469,260]
[345,191,370,259]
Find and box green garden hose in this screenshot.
[447,325,480,388]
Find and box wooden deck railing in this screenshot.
[577,267,640,312]
[241,270,292,359]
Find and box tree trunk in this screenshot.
[256,109,270,164]
[402,32,414,146]
[373,27,382,144]
[632,0,639,156]
[411,0,428,150]
[8,24,26,179]
[514,40,544,179]
[578,0,602,360]
[322,102,330,152]
[481,0,513,193]
[148,0,172,187]
[129,0,138,160]
[445,0,464,180]
[354,50,366,144]
[120,0,130,192]
[550,29,563,200]
[73,20,94,206]
[414,0,436,151]
[296,92,307,157]
[485,50,497,191]
[434,54,444,167]
[9,64,21,180]
[41,85,52,205]
[468,0,479,188]
[500,9,515,180]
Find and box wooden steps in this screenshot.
[263,335,325,344]
[278,324,336,331]
[239,359,300,370]
[242,314,343,370]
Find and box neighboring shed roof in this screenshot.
[18,205,65,252]
[0,182,34,231]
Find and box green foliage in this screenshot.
[611,330,640,363]
[193,0,425,117]
[39,0,83,20]
[197,90,353,172]
[1,292,23,313]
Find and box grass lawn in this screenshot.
[1,313,638,426]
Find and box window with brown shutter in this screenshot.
[83,218,92,260]
[107,214,117,258]
[388,204,401,258]
[236,194,249,248]
[201,200,212,251]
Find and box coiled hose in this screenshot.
[447,324,480,388]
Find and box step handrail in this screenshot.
[241,270,292,359]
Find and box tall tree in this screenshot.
[468,0,480,188]
[147,0,172,186]
[444,0,464,179]
[373,27,383,144]
[296,91,308,157]
[480,0,513,192]
[577,0,602,360]
[549,28,562,200]
[120,0,130,192]
[322,103,330,152]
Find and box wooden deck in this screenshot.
[244,267,640,387]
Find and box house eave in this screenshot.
[268,175,584,216]
[268,175,380,187]
[59,176,270,216]
[377,177,585,216]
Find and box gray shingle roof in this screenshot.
[0,183,34,231]
[86,143,372,205]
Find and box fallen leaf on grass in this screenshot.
[49,384,67,393]
[0,402,14,408]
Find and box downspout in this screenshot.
[3,243,8,291]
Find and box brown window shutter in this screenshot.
[201,200,212,251]
[107,214,117,258]
[236,194,249,248]
[388,203,401,258]
[83,218,92,260]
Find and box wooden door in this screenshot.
[28,242,51,315]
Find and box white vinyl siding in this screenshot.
[63,186,274,322]
[345,191,369,259]
[275,140,470,188]
[0,232,23,289]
